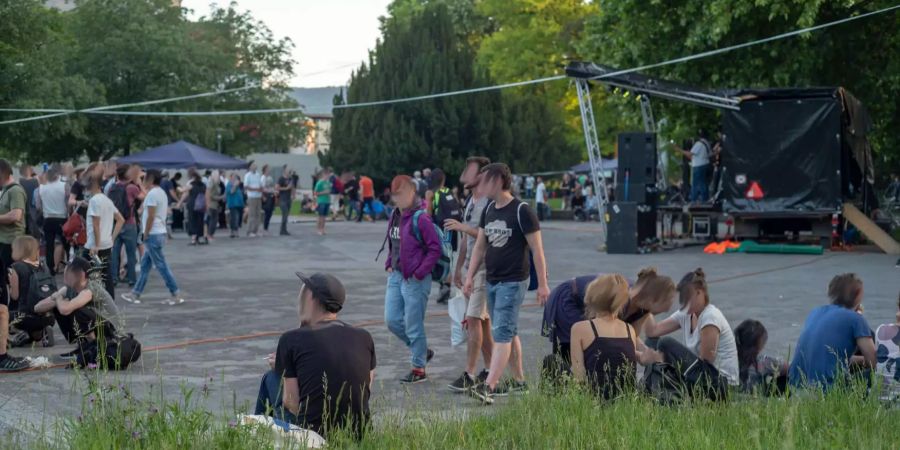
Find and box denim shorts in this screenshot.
[316,203,330,217]
[487,279,529,343]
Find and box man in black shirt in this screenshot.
[276,166,294,236]
[342,172,360,222]
[255,272,375,440]
[464,163,549,404]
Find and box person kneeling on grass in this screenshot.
[32,257,124,361]
[569,274,659,399]
[256,273,375,441]
[643,268,740,387]
[788,273,876,390]
[8,236,57,348]
[734,319,788,394]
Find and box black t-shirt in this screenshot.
[274,321,376,439]
[277,176,292,203]
[478,198,540,283]
[11,261,37,307]
[571,195,586,208]
[343,178,359,201]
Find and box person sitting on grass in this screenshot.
[256,272,375,441]
[32,257,123,361]
[644,268,740,386]
[570,274,658,399]
[8,236,57,348]
[788,273,876,390]
[734,319,788,394]
[874,292,900,402]
[543,267,675,366]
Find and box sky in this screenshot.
[181,0,392,88]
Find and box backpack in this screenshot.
[24,264,57,314]
[62,212,87,246]
[76,333,142,371]
[193,192,207,212]
[411,209,452,282]
[432,187,461,227]
[108,182,132,221]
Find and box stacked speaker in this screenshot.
[607,132,658,254]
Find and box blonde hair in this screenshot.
[12,235,39,262]
[632,267,676,308]
[584,274,629,319]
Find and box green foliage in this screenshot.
[0,0,304,162]
[579,0,900,176]
[326,3,511,182]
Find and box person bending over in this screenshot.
[33,257,123,360]
[255,273,375,440]
[644,268,740,386]
[788,273,876,390]
[543,267,675,366]
[8,236,57,348]
[570,274,658,399]
[734,319,787,394]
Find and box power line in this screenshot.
[2,4,897,123]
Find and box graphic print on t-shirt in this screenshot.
[390,225,400,240]
[485,219,513,248]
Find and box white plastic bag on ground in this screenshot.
[239,414,326,449]
[449,292,467,347]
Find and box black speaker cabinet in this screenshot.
[607,202,657,254]
[617,132,657,203]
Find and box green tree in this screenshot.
[326,3,511,182]
[579,0,900,176]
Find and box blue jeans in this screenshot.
[487,280,528,343]
[112,223,138,284]
[384,270,432,368]
[206,209,219,237]
[255,369,297,425]
[691,164,710,202]
[132,234,179,296]
[229,207,243,232]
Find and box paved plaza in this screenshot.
[1,219,898,436]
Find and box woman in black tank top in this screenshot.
[570,274,643,399]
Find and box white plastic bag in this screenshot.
[449,292,467,347]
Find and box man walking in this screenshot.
[122,170,184,306]
[86,174,125,298]
[342,172,360,221]
[535,176,548,221]
[314,170,332,236]
[445,156,494,391]
[243,163,263,237]
[109,164,141,287]
[464,163,550,404]
[36,165,69,274]
[0,159,29,372]
[276,166,293,236]
[358,174,375,222]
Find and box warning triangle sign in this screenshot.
[745,182,764,200]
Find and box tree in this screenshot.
[579,0,900,177]
[326,3,511,182]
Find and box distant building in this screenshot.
[287,87,342,155]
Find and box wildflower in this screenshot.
[228,420,237,428]
[132,431,141,439]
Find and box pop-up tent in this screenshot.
[117,140,249,169]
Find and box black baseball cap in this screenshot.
[295,272,346,313]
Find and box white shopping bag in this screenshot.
[449,292,467,347]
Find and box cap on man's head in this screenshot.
[295,272,346,313]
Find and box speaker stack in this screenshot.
[607,132,658,254]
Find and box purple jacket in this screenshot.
[385,202,442,280]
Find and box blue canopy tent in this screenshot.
[117,140,249,169]
[570,159,617,175]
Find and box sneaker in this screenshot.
[493,379,529,397]
[436,284,451,304]
[400,369,428,384]
[448,372,477,392]
[0,354,30,372]
[468,383,495,405]
[162,295,185,306]
[477,369,489,383]
[59,348,81,361]
[41,326,55,348]
[121,292,142,304]
[9,331,33,348]
[280,231,291,236]
[426,348,434,364]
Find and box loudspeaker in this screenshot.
[607,202,637,254]
[617,132,658,203]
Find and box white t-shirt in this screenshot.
[690,140,710,167]
[86,193,117,250]
[525,176,535,189]
[38,180,68,219]
[668,304,739,385]
[243,171,262,199]
[535,182,547,203]
[142,186,169,236]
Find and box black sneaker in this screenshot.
[493,380,529,397]
[468,383,495,405]
[477,369,489,383]
[448,372,477,392]
[426,348,434,364]
[41,326,55,348]
[9,331,33,348]
[0,354,29,372]
[59,348,81,361]
[400,370,428,384]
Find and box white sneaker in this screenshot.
[121,293,141,304]
[162,295,185,306]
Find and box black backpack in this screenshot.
[108,182,132,221]
[432,187,461,228]
[24,264,57,314]
[76,333,142,371]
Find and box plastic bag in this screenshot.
[449,292,467,347]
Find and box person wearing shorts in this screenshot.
[464,163,549,404]
[445,156,494,392]
[313,170,332,236]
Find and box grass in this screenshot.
[6,373,898,450]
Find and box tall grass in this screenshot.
[4,374,898,449]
